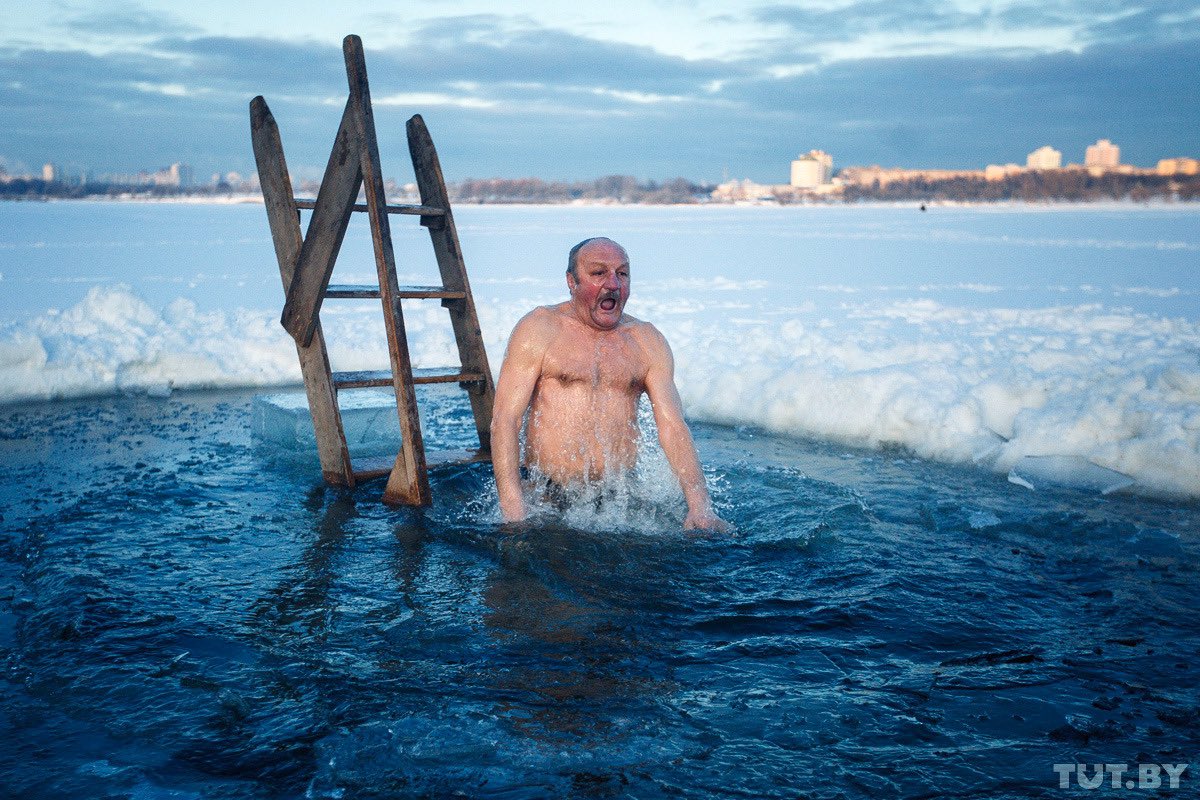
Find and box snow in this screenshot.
[2,201,1198,499]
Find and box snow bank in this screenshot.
[661,298,1200,498]
[2,283,1199,499]
[0,285,478,403]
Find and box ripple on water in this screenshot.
[1,391,1198,798]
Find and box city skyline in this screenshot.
[11,135,1195,194]
[2,1,1198,183]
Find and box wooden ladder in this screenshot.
[248,34,493,505]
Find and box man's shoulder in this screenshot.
[620,315,667,344]
[513,304,568,336]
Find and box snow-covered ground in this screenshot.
[2,201,1198,497]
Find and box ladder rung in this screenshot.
[399,285,466,300]
[352,448,490,481]
[333,367,486,389]
[294,199,445,216]
[326,284,381,298]
[325,285,468,300]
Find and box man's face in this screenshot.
[568,240,630,331]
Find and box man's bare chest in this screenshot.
[540,332,648,392]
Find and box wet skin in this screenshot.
[490,239,729,531]
[524,305,647,483]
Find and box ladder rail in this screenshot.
[407,115,496,453]
[279,99,365,348]
[344,34,431,506]
[250,96,355,487]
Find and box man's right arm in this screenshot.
[490,310,552,522]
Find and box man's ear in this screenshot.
[566,271,576,292]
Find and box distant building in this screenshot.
[711,178,777,203]
[172,163,193,188]
[1157,157,1199,176]
[1085,139,1120,169]
[145,162,193,187]
[1026,146,1062,170]
[839,165,985,187]
[790,150,833,188]
[985,163,1024,181]
[42,163,58,182]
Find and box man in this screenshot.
[490,237,730,531]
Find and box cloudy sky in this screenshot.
[2,1,1197,183]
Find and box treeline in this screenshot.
[843,170,1200,203]
[3,174,715,204]
[0,178,246,199]
[8,171,1200,204]
[449,175,713,204]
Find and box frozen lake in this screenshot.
[2,200,1198,497]
[2,200,1199,797]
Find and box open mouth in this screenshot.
[599,297,617,312]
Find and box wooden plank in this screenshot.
[325,284,467,300]
[294,199,445,216]
[407,113,496,454]
[349,455,394,481]
[280,98,364,348]
[333,367,485,389]
[249,96,354,487]
[325,284,382,299]
[397,286,466,300]
[352,448,489,481]
[344,34,431,506]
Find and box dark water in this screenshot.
[1,389,1198,799]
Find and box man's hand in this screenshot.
[684,508,733,533]
[499,495,528,524]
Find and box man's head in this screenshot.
[566,237,630,331]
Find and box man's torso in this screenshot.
[524,304,651,483]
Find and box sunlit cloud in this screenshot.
[588,88,689,104]
[374,92,499,110]
[131,81,193,97]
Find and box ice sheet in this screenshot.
[2,203,1198,499]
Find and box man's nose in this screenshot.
[602,272,621,289]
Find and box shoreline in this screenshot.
[3,195,1200,211]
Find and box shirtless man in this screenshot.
[490,237,730,531]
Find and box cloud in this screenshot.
[61,2,200,38]
[749,0,1200,63]
[719,36,1200,170]
[754,0,983,43]
[0,7,1196,182]
[383,15,738,95]
[1077,0,1200,44]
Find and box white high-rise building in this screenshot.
[790,150,833,188]
[170,162,193,187]
[1085,139,1120,168]
[1026,145,1062,170]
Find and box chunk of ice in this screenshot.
[970,430,1008,465]
[967,510,1002,529]
[1007,455,1135,495]
[252,390,401,457]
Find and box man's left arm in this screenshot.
[641,325,731,532]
